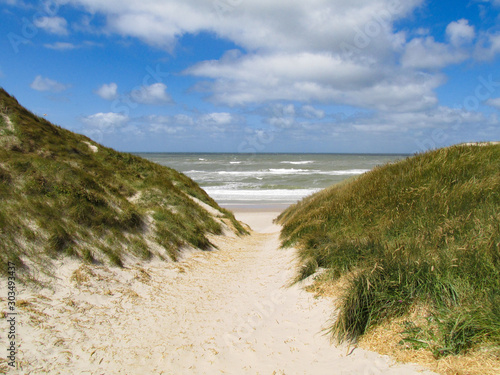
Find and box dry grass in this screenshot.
[70,265,95,285]
[309,274,500,375]
[359,313,500,375]
[133,267,152,284]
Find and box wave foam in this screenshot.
[280,161,314,165]
[190,168,370,177]
[204,188,321,202]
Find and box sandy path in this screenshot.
[3,211,437,374]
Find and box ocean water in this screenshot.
[135,153,407,206]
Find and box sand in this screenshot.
[1,208,437,374]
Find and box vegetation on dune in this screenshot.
[278,144,500,359]
[0,88,246,283]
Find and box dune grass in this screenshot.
[0,88,246,284]
[278,144,500,358]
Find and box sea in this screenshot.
[135,153,408,207]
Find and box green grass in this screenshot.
[0,87,246,283]
[278,144,500,356]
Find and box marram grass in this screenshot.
[0,88,247,284]
[278,144,500,357]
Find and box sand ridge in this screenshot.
[1,210,437,374]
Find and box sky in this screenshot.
[1,0,500,154]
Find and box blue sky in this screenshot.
[1,0,500,153]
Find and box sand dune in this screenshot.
[2,210,437,374]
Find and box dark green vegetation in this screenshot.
[0,88,246,283]
[278,145,500,357]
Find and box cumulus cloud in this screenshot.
[196,112,235,133]
[173,114,195,126]
[82,112,129,132]
[188,51,440,112]
[267,104,295,118]
[60,0,487,117]
[200,112,233,125]
[401,37,469,69]
[130,83,171,105]
[30,75,70,92]
[44,41,102,50]
[268,117,295,129]
[44,42,78,50]
[188,51,378,92]
[141,112,236,134]
[56,0,434,113]
[485,97,500,109]
[264,104,297,129]
[474,32,500,60]
[34,16,68,35]
[140,116,181,134]
[301,105,325,119]
[65,0,423,53]
[337,106,491,141]
[446,19,475,46]
[149,123,184,134]
[96,82,118,100]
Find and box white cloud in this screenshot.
[268,104,295,117]
[44,42,78,50]
[96,82,118,100]
[82,112,129,132]
[446,19,475,46]
[197,112,236,133]
[66,0,423,53]
[242,104,498,149]
[350,106,489,133]
[282,104,296,117]
[474,32,500,61]
[268,117,295,129]
[173,114,195,126]
[142,112,236,134]
[187,51,440,112]
[144,114,170,124]
[61,0,444,113]
[414,28,430,36]
[200,112,233,125]
[401,37,469,69]
[486,97,500,109]
[30,75,70,92]
[301,105,325,119]
[145,115,184,134]
[188,51,378,91]
[264,104,297,128]
[34,16,68,35]
[130,83,171,104]
[62,0,484,115]
[149,123,184,134]
[44,41,102,50]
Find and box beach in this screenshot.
[6,204,437,374]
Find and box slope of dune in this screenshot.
[278,144,500,374]
[0,87,246,285]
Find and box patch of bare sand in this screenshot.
[0,210,437,374]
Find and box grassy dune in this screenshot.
[278,145,500,358]
[0,88,246,284]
